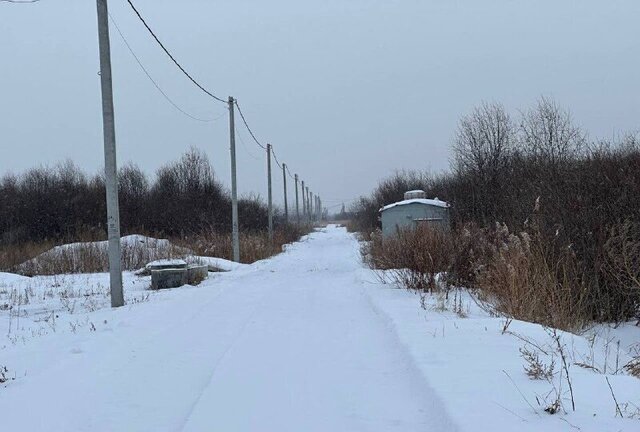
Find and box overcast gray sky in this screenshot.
[1,0,639,210]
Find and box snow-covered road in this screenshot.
[1,226,456,431]
[3,226,639,432]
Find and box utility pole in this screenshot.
[304,186,309,222]
[228,97,240,262]
[267,144,273,242]
[282,163,288,223]
[310,191,314,222]
[294,174,300,224]
[96,0,123,308]
[301,180,306,222]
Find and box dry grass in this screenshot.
[1,224,312,276]
[603,220,640,322]
[475,224,590,331]
[625,358,640,378]
[361,221,604,330]
[178,223,312,264]
[363,225,454,292]
[0,240,56,273]
[7,237,188,276]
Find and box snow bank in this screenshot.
[192,256,248,272]
[16,235,190,274]
[362,279,640,432]
[0,272,31,287]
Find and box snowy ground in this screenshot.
[1,226,638,431]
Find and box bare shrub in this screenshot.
[0,365,14,384]
[448,222,507,288]
[624,358,640,379]
[520,346,555,380]
[602,220,640,322]
[363,225,455,292]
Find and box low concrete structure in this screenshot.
[380,190,450,237]
[151,268,188,290]
[186,265,209,284]
[149,261,208,290]
[146,259,187,271]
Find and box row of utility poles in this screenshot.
[263,145,323,241]
[96,0,322,308]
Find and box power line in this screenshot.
[120,1,314,207]
[234,100,267,150]
[271,147,283,170]
[235,124,261,160]
[285,163,295,180]
[124,0,226,103]
[108,13,223,123]
[122,2,307,189]
[0,0,41,3]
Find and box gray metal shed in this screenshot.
[379,190,450,237]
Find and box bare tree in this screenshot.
[453,101,515,178]
[519,96,586,165]
[452,102,516,224]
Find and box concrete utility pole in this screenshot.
[301,180,306,221]
[267,144,273,241]
[228,97,240,262]
[282,163,288,223]
[305,186,310,221]
[294,174,300,224]
[96,0,123,308]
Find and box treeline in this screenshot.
[0,148,277,245]
[353,98,640,324]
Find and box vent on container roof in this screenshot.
[404,190,426,200]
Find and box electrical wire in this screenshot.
[235,125,261,161]
[234,100,267,150]
[109,12,223,123]
[233,100,296,179]
[271,147,283,170]
[8,0,315,199]
[124,0,226,103]
[123,1,312,192]
[285,164,295,180]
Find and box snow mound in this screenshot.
[0,272,31,287]
[192,256,248,272]
[17,235,190,275]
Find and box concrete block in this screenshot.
[151,268,187,290]
[186,265,209,285]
